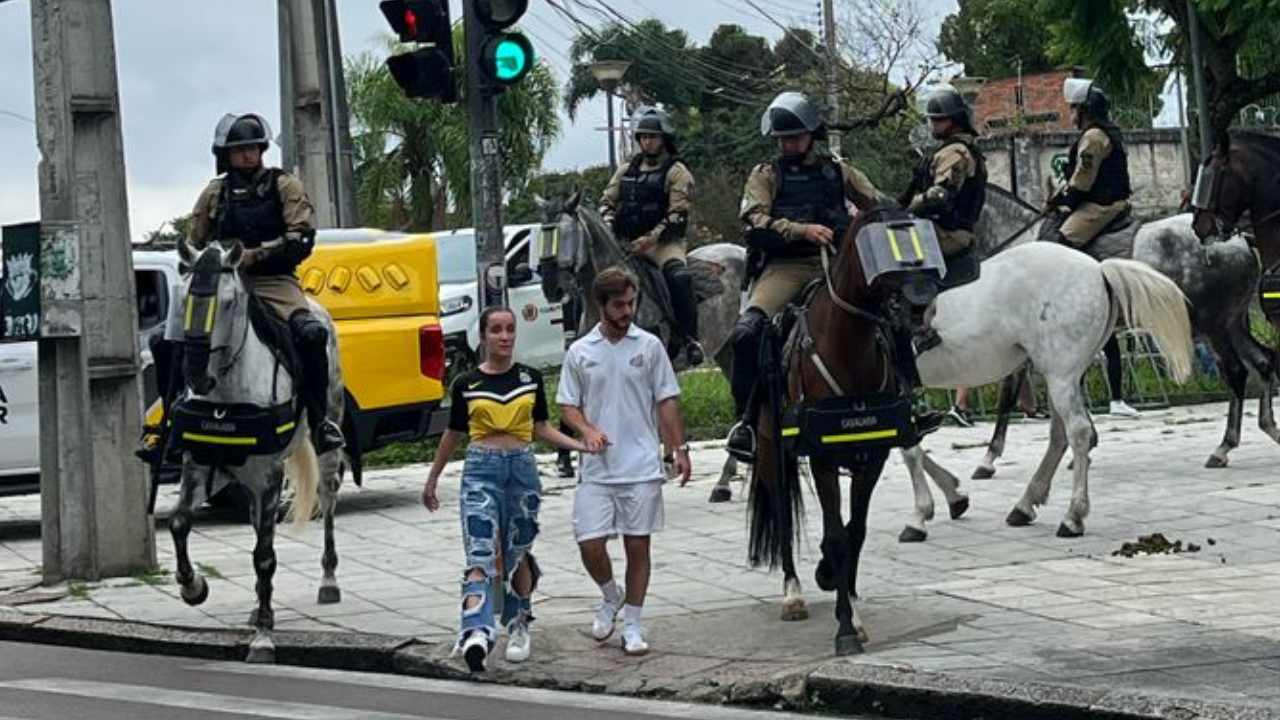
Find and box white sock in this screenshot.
[622,603,643,624]
[599,579,621,604]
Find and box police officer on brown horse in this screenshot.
[901,85,986,351]
[600,106,703,365]
[725,92,883,461]
[186,113,344,454]
[1042,78,1132,249]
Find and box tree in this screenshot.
[563,19,703,119]
[505,165,615,224]
[1041,0,1280,141]
[347,32,560,231]
[939,0,1055,78]
[142,215,192,246]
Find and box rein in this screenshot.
[819,245,891,327]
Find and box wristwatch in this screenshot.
[676,443,691,453]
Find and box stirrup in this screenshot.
[686,340,705,366]
[912,327,941,353]
[725,421,756,463]
[313,419,345,454]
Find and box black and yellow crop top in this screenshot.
[448,363,550,442]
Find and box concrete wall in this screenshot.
[978,128,1193,219]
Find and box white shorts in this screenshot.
[572,480,665,542]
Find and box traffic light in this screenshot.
[381,0,457,103]
[473,0,534,91]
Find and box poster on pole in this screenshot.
[1,223,41,343]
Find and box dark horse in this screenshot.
[537,191,748,490]
[1191,132,1280,438]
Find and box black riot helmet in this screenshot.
[211,113,273,173]
[923,85,976,134]
[760,91,827,140]
[632,105,678,155]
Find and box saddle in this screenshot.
[628,254,725,356]
[1040,210,1141,261]
[246,295,302,382]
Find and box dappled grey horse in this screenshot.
[963,186,1266,485]
[169,240,346,663]
[536,191,747,493]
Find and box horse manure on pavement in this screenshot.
[1111,533,1202,558]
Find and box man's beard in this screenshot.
[603,312,632,334]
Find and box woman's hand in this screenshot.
[582,428,611,453]
[422,476,440,512]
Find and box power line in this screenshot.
[0,108,35,125]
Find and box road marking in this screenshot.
[202,662,816,719]
[0,679,428,720]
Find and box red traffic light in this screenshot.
[380,0,448,44]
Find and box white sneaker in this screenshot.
[461,631,488,672]
[1109,400,1140,418]
[505,619,531,663]
[591,595,623,640]
[621,621,649,656]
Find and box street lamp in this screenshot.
[589,59,631,170]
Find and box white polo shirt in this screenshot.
[557,322,681,484]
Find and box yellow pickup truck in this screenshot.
[302,228,446,484]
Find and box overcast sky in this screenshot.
[0,0,959,240]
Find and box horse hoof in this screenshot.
[1006,507,1035,527]
[1205,454,1228,469]
[971,465,995,480]
[898,526,928,543]
[245,641,275,664]
[835,634,865,656]
[317,585,342,605]
[780,599,809,621]
[815,559,837,592]
[949,496,970,520]
[181,576,209,606]
[708,486,732,503]
[1056,522,1084,538]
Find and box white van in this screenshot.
[0,248,176,495]
[436,224,567,374]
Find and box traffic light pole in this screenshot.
[464,1,508,310]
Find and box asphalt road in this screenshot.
[0,640,866,720]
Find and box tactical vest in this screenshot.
[934,136,986,233]
[614,154,678,240]
[214,168,287,248]
[1065,122,1131,205]
[770,155,849,258]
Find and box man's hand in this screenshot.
[673,448,692,486]
[630,235,658,254]
[582,427,611,453]
[240,248,262,268]
[803,223,834,246]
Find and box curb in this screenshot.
[2,612,1276,720]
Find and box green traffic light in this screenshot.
[482,33,534,85]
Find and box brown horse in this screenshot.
[747,206,914,656]
[1191,132,1280,443]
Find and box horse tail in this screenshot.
[747,329,804,569]
[1099,258,1195,383]
[284,428,321,526]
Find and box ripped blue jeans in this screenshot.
[459,445,541,647]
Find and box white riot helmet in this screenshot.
[1063,78,1109,119]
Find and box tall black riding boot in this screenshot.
[726,308,767,462]
[663,260,703,365]
[290,311,345,454]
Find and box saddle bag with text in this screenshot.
[169,398,299,466]
[781,392,920,465]
[1260,269,1280,316]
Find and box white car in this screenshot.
[0,248,176,495]
[436,224,567,374]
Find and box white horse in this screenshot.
[899,241,1195,540]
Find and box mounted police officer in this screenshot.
[600,106,702,365]
[725,91,883,461]
[1042,78,1132,248]
[900,84,986,351]
[185,112,344,454]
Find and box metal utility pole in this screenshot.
[822,0,842,157]
[465,0,507,309]
[279,0,358,228]
[30,0,154,582]
[1186,0,1213,158]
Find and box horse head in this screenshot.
[1191,134,1250,241]
[178,240,246,396]
[535,190,587,305]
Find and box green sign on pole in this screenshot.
[1,222,41,343]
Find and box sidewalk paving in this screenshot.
[3,401,1280,719]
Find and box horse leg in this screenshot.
[1206,332,1247,468]
[922,451,969,519]
[1008,383,1071,527]
[1236,322,1280,443]
[171,462,210,606]
[897,445,934,543]
[811,461,859,654]
[842,456,885,651]
[974,370,1024,479]
[246,464,283,664]
[779,456,808,620]
[317,451,342,604]
[1056,383,1095,538]
[708,454,737,503]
